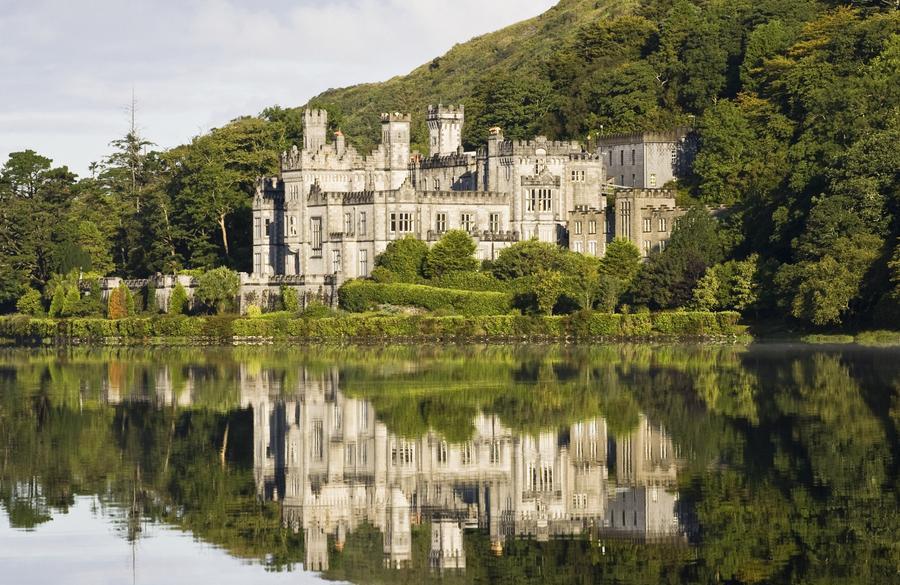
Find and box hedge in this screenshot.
[0,311,743,344]
[338,280,513,316]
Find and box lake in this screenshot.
[0,344,897,584]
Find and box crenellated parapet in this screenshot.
[417,190,512,203]
[381,112,412,123]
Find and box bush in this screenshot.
[196,268,240,314]
[169,283,188,315]
[427,271,510,292]
[246,305,263,318]
[424,230,479,278]
[281,285,300,313]
[108,283,131,320]
[338,280,512,316]
[16,289,44,317]
[374,237,428,282]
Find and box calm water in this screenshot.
[0,344,897,584]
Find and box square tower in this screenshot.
[427,104,464,156]
[304,109,328,153]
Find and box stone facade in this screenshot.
[567,189,687,259]
[597,129,697,189]
[254,106,607,284]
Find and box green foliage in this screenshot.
[338,280,512,316]
[426,271,510,292]
[280,285,300,313]
[195,268,240,314]
[16,288,44,317]
[423,230,479,278]
[374,237,428,282]
[491,240,570,280]
[169,283,188,316]
[692,255,761,313]
[534,270,564,316]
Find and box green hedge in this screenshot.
[338,280,513,316]
[0,311,743,344]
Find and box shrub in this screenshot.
[374,237,428,281]
[491,240,569,280]
[427,271,510,292]
[16,289,44,317]
[281,285,300,313]
[246,305,263,318]
[169,283,188,315]
[424,230,479,278]
[196,268,240,314]
[107,283,131,320]
[338,280,512,316]
[48,285,65,318]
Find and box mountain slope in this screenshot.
[304,0,638,153]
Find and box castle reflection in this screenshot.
[241,366,685,573]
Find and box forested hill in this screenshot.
[304,0,639,153]
[0,0,898,331]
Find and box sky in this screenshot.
[0,0,558,178]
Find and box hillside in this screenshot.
[304,0,638,153]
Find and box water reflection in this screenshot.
[0,345,897,585]
[244,366,682,572]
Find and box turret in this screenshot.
[426,104,464,156]
[303,109,328,152]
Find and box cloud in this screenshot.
[0,0,558,176]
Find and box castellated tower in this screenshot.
[381,112,411,189]
[303,109,328,152]
[427,104,464,156]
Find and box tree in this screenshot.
[108,283,131,320]
[374,237,428,282]
[534,270,563,316]
[491,240,569,280]
[169,283,188,316]
[281,285,300,313]
[16,289,43,316]
[424,230,478,278]
[601,239,642,283]
[196,268,240,314]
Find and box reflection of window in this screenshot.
[437,442,448,465]
[462,443,474,465]
[311,218,323,257]
[390,212,413,234]
[312,420,323,461]
[489,441,501,464]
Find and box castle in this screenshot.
[253,106,694,286]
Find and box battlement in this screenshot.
[427,104,464,119]
[418,190,511,203]
[617,188,677,199]
[304,109,328,123]
[597,128,692,146]
[381,112,412,123]
[417,152,474,169]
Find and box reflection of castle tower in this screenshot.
[305,525,329,572]
[605,486,680,539]
[615,415,678,486]
[384,487,412,568]
[430,519,465,571]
